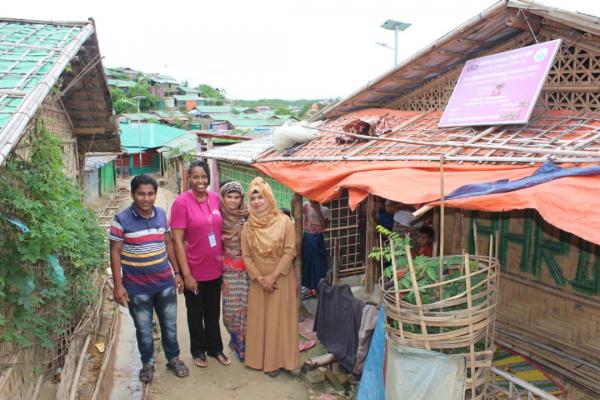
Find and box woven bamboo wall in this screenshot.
[12,97,79,178]
[394,30,600,113]
[456,210,600,396]
[0,344,44,400]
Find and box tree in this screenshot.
[110,88,136,114]
[196,84,226,103]
[112,98,137,114]
[274,106,291,115]
[297,103,312,119]
[127,82,159,112]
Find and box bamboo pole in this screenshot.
[257,154,600,164]
[291,193,303,307]
[490,367,561,400]
[472,221,479,256]
[31,375,44,400]
[293,124,600,158]
[405,244,429,349]
[439,156,445,301]
[485,235,494,349]
[464,253,476,400]
[379,234,385,288]
[389,238,404,339]
[332,238,340,285]
[69,334,91,400]
[365,194,377,293]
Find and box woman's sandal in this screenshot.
[265,368,281,377]
[214,352,231,366]
[193,353,208,368]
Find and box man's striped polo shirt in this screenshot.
[109,204,175,296]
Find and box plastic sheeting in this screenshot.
[254,160,600,246]
[385,343,466,400]
[357,308,385,400]
[445,160,600,200]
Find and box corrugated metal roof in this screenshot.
[173,94,206,101]
[119,122,187,150]
[195,105,233,113]
[157,132,198,158]
[107,79,135,87]
[84,154,117,171]
[145,73,178,84]
[120,113,156,121]
[0,19,94,163]
[178,86,200,94]
[155,110,187,118]
[227,118,285,128]
[201,135,273,165]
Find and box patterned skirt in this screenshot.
[222,257,249,362]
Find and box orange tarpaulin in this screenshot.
[253,161,600,246]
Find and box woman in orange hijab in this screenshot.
[241,177,299,377]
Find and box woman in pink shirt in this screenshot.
[171,161,230,367]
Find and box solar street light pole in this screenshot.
[381,19,411,67]
[132,96,145,169]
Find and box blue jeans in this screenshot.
[128,285,180,364]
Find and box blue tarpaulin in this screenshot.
[357,308,385,400]
[445,160,600,201]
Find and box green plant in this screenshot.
[369,225,482,304]
[0,122,106,348]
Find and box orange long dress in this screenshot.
[241,216,299,372]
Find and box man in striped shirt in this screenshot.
[109,174,189,382]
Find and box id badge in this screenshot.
[208,232,217,248]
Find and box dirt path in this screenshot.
[111,184,309,400]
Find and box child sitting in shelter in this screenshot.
[415,226,434,257]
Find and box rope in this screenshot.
[518,8,539,44]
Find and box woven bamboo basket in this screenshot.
[380,240,499,400]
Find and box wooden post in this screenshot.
[206,138,219,192]
[365,194,377,293]
[332,238,340,285]
[439,156,446,301]
[292,193,303,306]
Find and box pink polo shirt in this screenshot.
[170,190,223,281]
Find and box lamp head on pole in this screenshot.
[381,20,411,31]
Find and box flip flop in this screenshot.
[214,352,231,366]
[299,339,316,352]
[193,354,207,368]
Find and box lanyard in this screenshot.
[197,198,215,234]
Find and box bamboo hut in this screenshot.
[0,17,120,399]
[245,1,600,398]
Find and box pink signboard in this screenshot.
[439,39,561,127]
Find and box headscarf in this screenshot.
[244,177,286,261]
[220,181,248,257]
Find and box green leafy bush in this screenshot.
[369,225,483,304]
[0,122,106,347]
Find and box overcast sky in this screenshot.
[5,0,600,99]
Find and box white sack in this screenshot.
[272,123,320,151]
